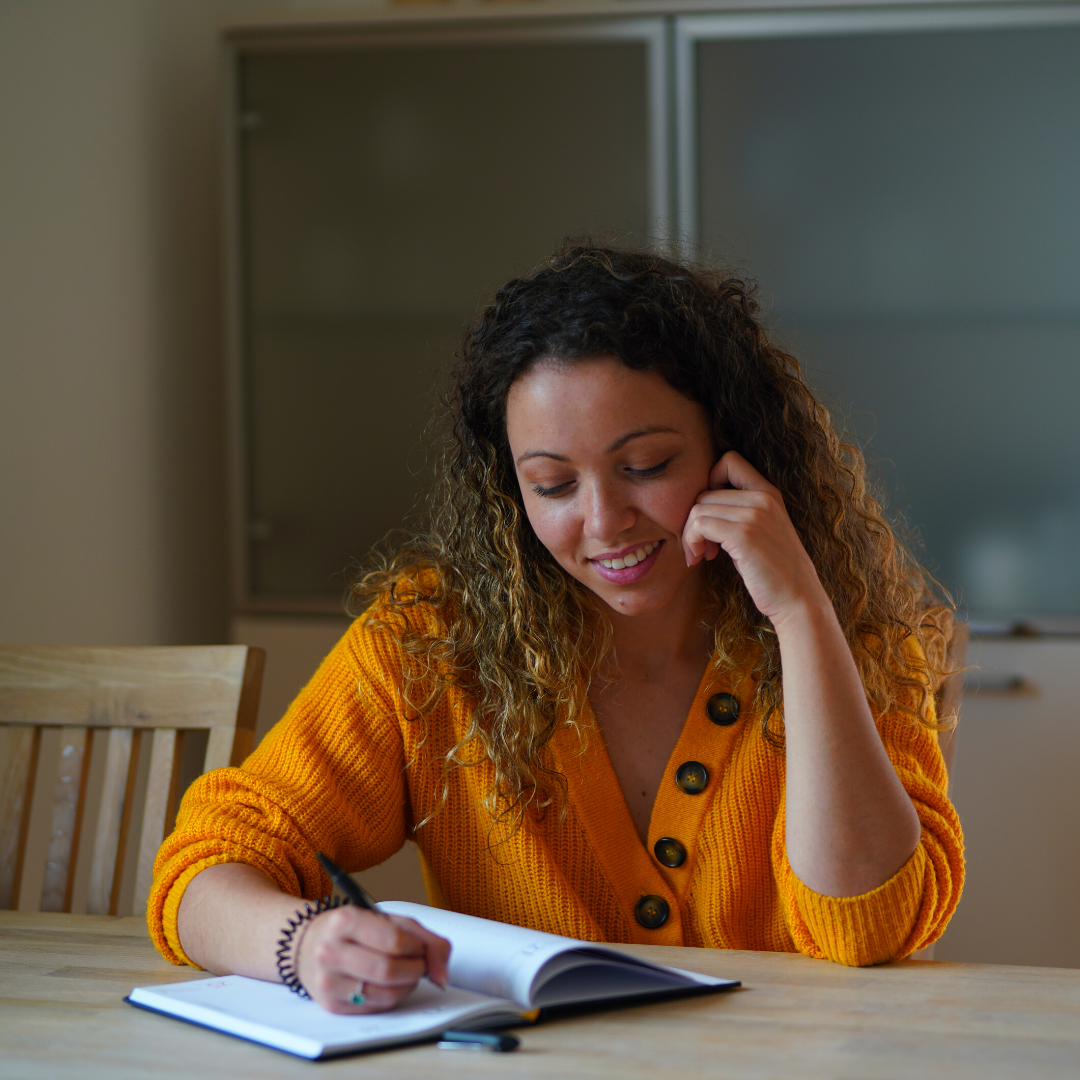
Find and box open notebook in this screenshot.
[127,901,739,1059]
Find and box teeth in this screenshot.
[599,541,659,569]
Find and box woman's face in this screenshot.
[505,356,715,618]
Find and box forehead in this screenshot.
[505,356,708,451]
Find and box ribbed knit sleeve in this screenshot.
[148,616,412,966]
[770,701,964,966]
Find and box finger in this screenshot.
[395,918,452,989]
[693,488,776,512]
[684,516,730,566]
[326,939,429,988]
[683,504,764,565]
[707,450,777,494]
[683,489,788,565]
[328,907,427,957]
[311,971,411,1016]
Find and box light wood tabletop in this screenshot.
[2,910,1078,1080]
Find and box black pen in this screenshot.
[315,851,383,914]
[437,1030,520,1053]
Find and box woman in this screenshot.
[151,244,963,1014]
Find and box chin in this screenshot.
[592,583,677,617]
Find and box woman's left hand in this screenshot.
[681,451,829,624]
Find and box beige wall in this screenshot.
[2,0,217,645]
[0,0,382,647]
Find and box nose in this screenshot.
[582,477,636,544]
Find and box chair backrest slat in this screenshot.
[40,726,86,912]
[0,725,35,908]
[204,725,240,772]
[68,725,109,914]
[0,645,264,917]
[133,728,178,916]
[15,726,61,911]
[87,726,133,915]
[112,728,151,917]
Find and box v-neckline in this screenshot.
[546,656,738,945]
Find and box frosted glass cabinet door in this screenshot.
[234,29,659,604]
[689,21,1080,622]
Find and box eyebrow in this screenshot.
[515,426,679,466]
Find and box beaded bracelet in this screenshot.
[275,896,346,997]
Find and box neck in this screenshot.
[603,574,713,684]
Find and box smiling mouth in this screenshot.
[593,540,662,570]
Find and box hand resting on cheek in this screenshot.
[681,451,831,627]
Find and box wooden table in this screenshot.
[2,911,1078,1079]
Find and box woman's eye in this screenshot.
[627,457,673,479]
[532,481,573,498]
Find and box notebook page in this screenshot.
[127,975,513,1059]
[379,901,597,1006]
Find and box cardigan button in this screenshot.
[635,895,669,929]
[675,760,709,794]
[706,692,740,725]
[654,837,687,868]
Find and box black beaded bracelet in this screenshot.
[275,896,346,997]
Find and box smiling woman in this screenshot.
[150,243,964,1016]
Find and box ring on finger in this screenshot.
[350,980,366,1006]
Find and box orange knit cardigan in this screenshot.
[149,602,963,968]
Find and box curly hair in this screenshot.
[352,241,955,836]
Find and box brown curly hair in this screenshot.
[352,242,954,835]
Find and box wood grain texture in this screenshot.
[0,646,251,730]
[133,729,177,916]
[15,726,62,910]
[111,730,151,917]
[0,724,34,907]
[87,728,133,916]
[203,726,237,772]
[1,911,1077,1080]
[69,727,110,914]
[39,727,86,912]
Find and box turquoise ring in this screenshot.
[350,981,366,1006]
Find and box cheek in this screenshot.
[651,475,708,533]
[521,498,577,561]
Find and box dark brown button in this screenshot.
[635,894,669,929]
[675,760,708,794]
[706,692,740,726]
[654,837,687,868]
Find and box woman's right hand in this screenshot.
[295,905,451,1014]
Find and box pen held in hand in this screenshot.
[315,850,447,991]
[315,851,381,913]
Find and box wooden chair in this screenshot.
[0,645,264,917]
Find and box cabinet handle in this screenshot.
[963,675,1039,698]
